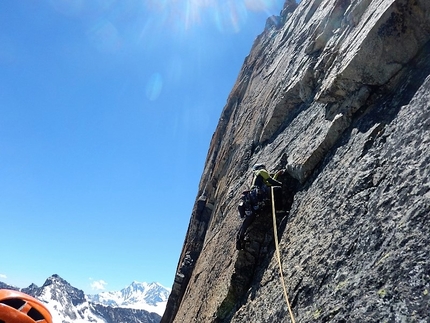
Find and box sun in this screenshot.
[143,0,283,34]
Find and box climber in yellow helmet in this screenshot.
[251,163,283,188]
[236,163,284,250]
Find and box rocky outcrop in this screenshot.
[162,0,430,322]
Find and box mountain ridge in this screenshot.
[88,280,170,314]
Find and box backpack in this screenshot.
[238,191,254,218]
[238,187,266,219]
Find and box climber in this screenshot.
[250,163,283,203]
[0,289,53,323]
[236,163,284,250]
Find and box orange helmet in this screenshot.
[0,289,52,323]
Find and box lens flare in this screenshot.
[144,0,283,34]
[145,73,163,101]
[86,19,122,53]
[212,1,248,33]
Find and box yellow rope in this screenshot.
[271,186,296,323]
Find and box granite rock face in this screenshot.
[162,0,430,322]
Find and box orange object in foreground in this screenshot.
[0,289,52,323]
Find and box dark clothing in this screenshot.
[236,167,283,250]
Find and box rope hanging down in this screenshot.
[271,186,296,323]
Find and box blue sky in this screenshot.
[0,0,285,294]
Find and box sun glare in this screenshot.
[144,0,282,33]
[47,0,283,54]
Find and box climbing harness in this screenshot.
[271,186,296,323]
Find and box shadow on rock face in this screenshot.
[216,171,300,322]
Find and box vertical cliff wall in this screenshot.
[162,0,430,322]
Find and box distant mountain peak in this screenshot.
[43,274,69,287]
[88,281,170,316]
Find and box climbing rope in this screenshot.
[271,186,296,323]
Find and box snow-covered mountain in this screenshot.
[88,281,170,315]
[0,275,168,323]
